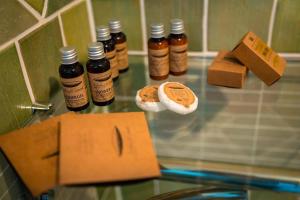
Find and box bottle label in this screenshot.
[61,74,89,108]
[105,49,119,79]
[88,70,114,102]
[148,48,169,77]
[170,43,188,73]
[116,42,129,71]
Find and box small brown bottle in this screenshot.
[96,26,119,81]
[59,46,89,111]
[86,42,114,106]
[168,19,188,75]
[109,20,129,73]
[148,23,169,80]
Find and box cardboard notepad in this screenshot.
[59,112,161,185]
[0,113,73,196]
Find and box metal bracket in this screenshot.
[31,102,53,113]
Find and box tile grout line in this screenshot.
[58,14,67,46]
[86,0,96,41]
[267,0,278,46]
[0,164,9,177]
[100,188,111,200]
[153,180,160,195]
[115,96,300,118]
[0,178,18,200]
[17,0,42,21]
[127,50,300,60]
[42,0,49,18]
[278,53,300,61]
[139,0,148,53]
[15,41,36,103]
[251,83,264,165]
[279,53,300,57]
[188,51,217,57]
[200,59,207,159]
[206,88,300,95]
[127,50,218,56]
[202,0,209,52]
[0,0,84,52]
[128,50,146,55]
[114,186,123,200]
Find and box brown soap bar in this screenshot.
[232,31,286,86]
[0,113,73,196]
[207,50,247,88]
[59,112,161,185]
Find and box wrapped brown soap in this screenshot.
[232,31,286,86]
[207,50,247,88]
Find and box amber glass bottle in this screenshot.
[86,42,114,106]
[168,19,188,75]
[109,20,129,73]
[59,46,89,111]
[96,26,119,81]
[148,23,169,80]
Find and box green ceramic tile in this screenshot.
[0,45,32,135]
[92,0,143,50]
[208,0,273,51]
[25,0,44,14]
[159,180,199,194]
[61,2,91,63]
[272,0,300,52]
[250,190,298,200]
[114,56,146,97]
[1,179,29,200]
[20,19,63,103]
[0,0,38,45]
[122,181,154,200]
[0,155,29,200]
[97,187,116,200]
[0,170,14,197]
[145,0,203,51]
[46,0,74,16]
[0,152,8,171]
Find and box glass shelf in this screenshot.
[35,55,300,197]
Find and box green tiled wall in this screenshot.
[25,0,44,14]
[272,0,300,52]
[0,45,32,135]
[97,187,117,200]
[20,18,63,103]
[122,181,154,199]
[207,0,273,51]
[0,152,30,199]
[159,180,200,194]
[0,0,37,45]
[250,190,299,200]
[145,0,203,51]
[61,2,91,63]
[92,0,143,50]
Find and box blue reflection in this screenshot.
[161,169,300,193]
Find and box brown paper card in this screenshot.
[59,112,161,185]
[0,113,73,196]
[207,50,247,88]
[232,31,286,85]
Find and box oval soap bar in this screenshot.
[158,82,198,115]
